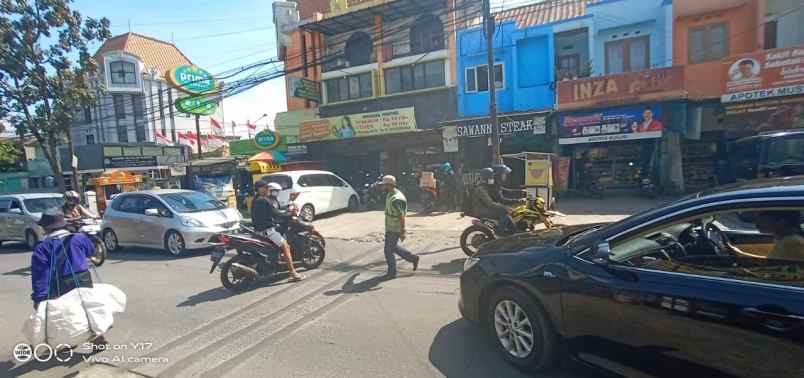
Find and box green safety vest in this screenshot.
[385,189,407,233]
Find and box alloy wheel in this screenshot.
[494,300,535,359]
[166,232,185,256]
[26,231,38,249]
[104,230,118,251]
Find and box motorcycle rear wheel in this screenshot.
[89,238,106,267]
[460,225,495,256]
[220,255,256,292]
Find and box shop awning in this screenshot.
[299,0,444,35]
[249,150,288,164]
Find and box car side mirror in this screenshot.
[8,208,22,215]
[144,208,160,217]
[593,242,612,265]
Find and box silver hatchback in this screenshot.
[101,189,242,256]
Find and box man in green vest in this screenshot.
[381,175,420,279]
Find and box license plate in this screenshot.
[211,249,225,261]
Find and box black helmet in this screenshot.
[479,168,494,180]
[255,180,268,190]
[492,164,512,176]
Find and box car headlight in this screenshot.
[179,216,204,228]
[463,257,480,272]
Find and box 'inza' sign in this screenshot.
[557,67,685,110]
[167,65,217,95]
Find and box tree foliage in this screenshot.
[0,0,110,190]
[0,141,22,172]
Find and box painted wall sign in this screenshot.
[176,96,219,116]
[558,104,663,145]
[722,46,804,103]
[166,65,217,95]
[289,77,321,102]
[557,67,685,110]
[441,112,547,138]
[299,107,417,143]
[104,156,158,169]
[254,130,282,150]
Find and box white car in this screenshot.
[260,170,360,221]
[0,193,64,248]
[101,189,242,256]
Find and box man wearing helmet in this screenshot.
[471,166,518,235]
[62,190,96,220]
[252,181,304,282]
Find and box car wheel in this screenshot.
[487,286,559,371]
[25,230,39,250]
[165,231,186,257]
[300,204,315,222]
[103,229,120,252]
[348,196,359,212]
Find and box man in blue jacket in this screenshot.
[30,209,97,310]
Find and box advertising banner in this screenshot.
[299,107,417,143]
[558,104,663,145]
[722,46,804,103]
[440,112,547,138]
[557,67,685,110]
[104,156,157,169]
[442,126,459,153]
[723,96,804,138]
[525,160,551,186]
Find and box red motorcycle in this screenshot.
[210,205,326,292]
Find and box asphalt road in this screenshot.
[0,234,587,378]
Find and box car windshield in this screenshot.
[262,175,292,190]
[24,197,64,213]
[158,192,226,213]
[767,136,804,166]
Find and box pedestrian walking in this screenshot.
[380,175,420,279]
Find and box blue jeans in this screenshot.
[497,214,515,235]
[384,232,416,275]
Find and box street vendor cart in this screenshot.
[89,169,144,214]
[502,152,557,209]
[185,157,239,209]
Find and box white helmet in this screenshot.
[267,183,282,191]
[64,190,80,205]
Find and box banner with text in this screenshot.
[299,107,417,143]
[722,46,804,103]
[559,104,663,145]
[440,112,547,138]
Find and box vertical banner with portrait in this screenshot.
[558,104,663,145]
[722,46,804,103]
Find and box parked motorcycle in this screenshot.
[66,218,106,267]
[459,195,563,256]
[210,206,326,292]
[362,175,386,210]
[633,169,657,199]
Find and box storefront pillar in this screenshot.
[660,130,684,194]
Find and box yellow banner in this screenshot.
[526,160,550,186]
[299,107,417,143]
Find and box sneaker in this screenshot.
[412,256,420,271]
[384,272,397,280]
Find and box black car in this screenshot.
[724,130,804,183]
[460,177,804,377]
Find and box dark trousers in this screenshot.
[384,232,416,275]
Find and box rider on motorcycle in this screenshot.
[471,168,517,235]
[252,181,304,282]
[491,164,525,206]
[62,190,96,221]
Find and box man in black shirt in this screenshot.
[252,181,304,281]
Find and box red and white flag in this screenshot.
[247,120,257,131]
[177,132,196,147]
[207,134,225,149]
[155,130,172,145]
[210,117,224,136]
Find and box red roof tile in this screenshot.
[93,33,193,76]
[494,0,598,28]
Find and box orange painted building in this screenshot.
[673,0,760,100]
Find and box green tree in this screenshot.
[0,141,22,172]
[0,0,110,191]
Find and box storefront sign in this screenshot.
[525,160,550,186]
[103,156,157,169]
[557,67,685,110]
[299,107,417,143]
[722,46,804,103]
[558,104,663,145]
[175,96,219,116]
[254,130,281,150]
[287,144,308,155]
[441,112,547,138]
[722,96,804,138]
[442,126,459,153]
[167,65,217,95]
[289,77,321,102]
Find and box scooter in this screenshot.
[210,205,326,292]
[66,218,106,267]
[459,195,564,256]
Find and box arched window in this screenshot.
[344,32,372,67]
[410,14,444,54]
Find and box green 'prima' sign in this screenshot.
[254,130,281,150]
[176,96,218,115]
[167,65,217,95]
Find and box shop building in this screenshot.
[282,0,463,181]
[60,144,189,190]
[553,0,679,192]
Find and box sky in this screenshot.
[68,0,530,137]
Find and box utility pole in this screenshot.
[195,114,202,157]
[483,0,500,165]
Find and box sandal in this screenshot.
[288,274,305,282]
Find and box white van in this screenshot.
[259,170,360,221]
